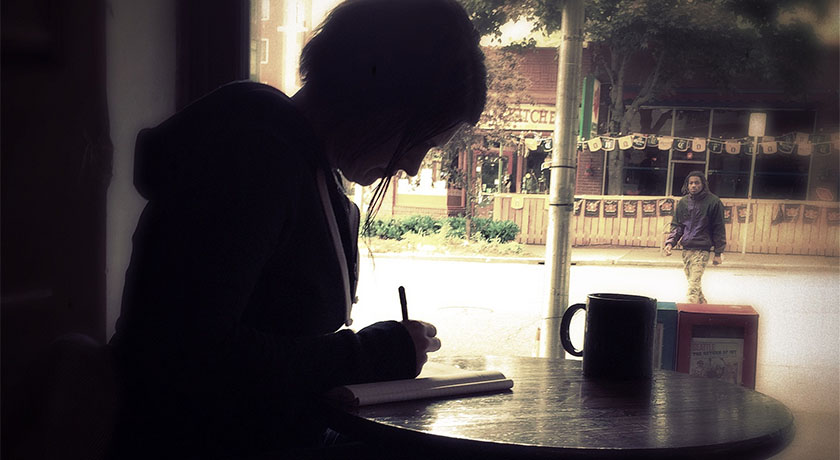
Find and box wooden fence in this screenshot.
[493,194,840,256]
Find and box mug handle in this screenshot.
[560,303,586,357]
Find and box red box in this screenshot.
[675,304,758,389]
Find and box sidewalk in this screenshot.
[550,246,837,271]
[375,245,840,271]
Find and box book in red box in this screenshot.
[676,303,758,389]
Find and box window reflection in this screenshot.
[672,109,709,163]
[623,108,672,196]
[709,110,750,198]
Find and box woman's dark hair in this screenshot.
[300,0,487,226]
[681,171,709,195]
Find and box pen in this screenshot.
[398,285,409,321]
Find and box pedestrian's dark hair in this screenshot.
[300,0,487,227]
[681,171,708,195]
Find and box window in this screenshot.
[479,156,509,194]
[666,109,710,195]
[808,145,840,201]
[249,40,258,77]
[751,110,814,200]
[250,0,319,94]
[623,108,672,196]
[623,148,668,196]
[260,38,270,64]
[707,109,815,199]
[261,0,270,20]
[708,153,751,198]
[671,110,709,162]
[752,151,809,199]
[708,110,750,198]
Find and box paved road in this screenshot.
[349,257,839,415]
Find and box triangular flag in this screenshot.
[674,138,689,152]
[542,138,553,151]
[587,137,603,152]
[778,142,795,154]
[796,143,812,156]
[524,138,540,151]
[708,140,723,154]
[618,135,633,150]
[815,143,832,155]
[602,138,616,151]
[761,141,777,154]
[646,135,659,148]
[632,135,647,149]
[795,132,810,144]
[725,141,741,154]
[658,136,674,150]
[691,137,706,152]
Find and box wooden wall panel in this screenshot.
[495,194,839,256]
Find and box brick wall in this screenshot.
[575,148,604,195]
[517,47,596,105]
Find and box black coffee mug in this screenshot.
[560,293,657,379]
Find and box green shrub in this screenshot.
[481,219,520,243]
[443,216,519,243]
[364,215,520,243]
[445,216,466,239]
[401,215,441,236]
[363,218,407,240]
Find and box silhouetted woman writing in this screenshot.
[108,0,486,458]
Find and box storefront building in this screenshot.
[379,46,839,255]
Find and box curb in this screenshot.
[369,252,838,271]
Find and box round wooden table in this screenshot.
[322,356,794,459]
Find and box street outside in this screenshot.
[348,254,839,459]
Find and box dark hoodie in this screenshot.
[109,81,415,458]
[665,173,727,255]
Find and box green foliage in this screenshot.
[482,219,521,243]
[365,215,521,243]
[421,44,531,218]
[443,216,520,243]
[459,0,829,195]
[461,0,829,128]
[362,218,407,240]
[444,216,467,238]
[401,215,442,236]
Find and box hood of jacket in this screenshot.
[133,81,318,201]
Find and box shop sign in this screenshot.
[498,104,557,131]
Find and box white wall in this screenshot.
[105,0,176,339]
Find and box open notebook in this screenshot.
[324,362,514,406]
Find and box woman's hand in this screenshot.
[401,320,441,375]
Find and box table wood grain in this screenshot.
[321,356,794,459]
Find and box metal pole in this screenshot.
[704,109,714,179]
[539,0,584,358]
[805,110,818,200]
[666,109,675,195]
[742,136,758,254]
[498,141,504,193]
[466,147,473,240]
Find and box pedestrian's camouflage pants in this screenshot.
[682,249,710,304]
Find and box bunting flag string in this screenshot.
[576,131,839,156]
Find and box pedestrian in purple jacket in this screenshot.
[664,171,727,303]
